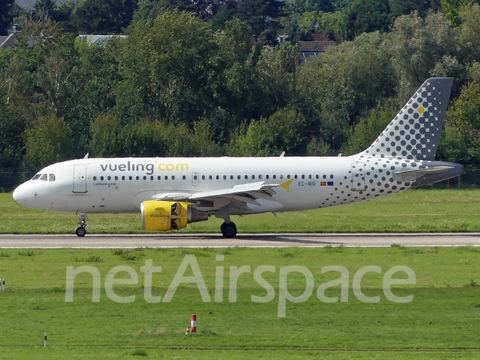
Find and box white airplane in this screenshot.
[13,78,463,238]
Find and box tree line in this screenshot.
[2,1,480,190]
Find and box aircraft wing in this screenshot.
[151,180,293,207]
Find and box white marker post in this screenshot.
[44,333,47,348]
[0,278,2,292]
[2,278,4,292]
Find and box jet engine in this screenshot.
[141,200,208,231]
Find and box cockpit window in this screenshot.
[49,174,55,182]
[39,174,48,181]
[32,174,41,180]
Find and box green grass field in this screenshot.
[2,189,480,358]
[1,189,480,234]
[0,247,480,359]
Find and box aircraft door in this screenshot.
[73,165,87,193]
[351,162,366,191]
[192,172,199,186]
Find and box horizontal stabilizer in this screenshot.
[393,162,463,186]
[394,166,456,182]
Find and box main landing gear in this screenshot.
[76,212,87,237]
[221,222,237,238]
[216,207,237,238]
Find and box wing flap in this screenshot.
[188,181,279,200]
[149,180,291,209]
[152,192,192,201]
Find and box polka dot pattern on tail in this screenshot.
[359,78,453,161]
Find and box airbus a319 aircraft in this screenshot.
[13,78,463,238]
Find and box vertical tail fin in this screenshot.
[359,78,453,160]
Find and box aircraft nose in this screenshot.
[13,183,28,204]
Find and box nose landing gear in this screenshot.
[75,212,87,237]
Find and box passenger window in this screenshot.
[165,176,168,180]
[223,175,227,180]
[237,175,241,180]
[202,175,205,180]
[93,176,97,181]
[182,175,186,180]
[150,176,154,180]
[252,175,255,179]
[280,175,283,179]
[136,176,140,180]
[244,175,248,179]
[323,175,326,179]
[309,175,312,179]
[49,174,55,181]
[129,176,132,180]
[122,176,125,180]
[107,176,111,181]
[230,175,234,180]
[273,175,277,179]
[330,174,334,179]
[294,175,298,179]
[209,175,213,180]
[157,176,161,180]
[100,176,104,181]
[194,175,197,180]
[287,175,291,179]
[266,175,269,179]
[143,176,147,180]
[259,175,262,179]
[172,176,175,180]
[32,174,41,180]
[115,176,118,181]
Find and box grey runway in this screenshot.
[0,233,479,248]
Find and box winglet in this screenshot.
[279,179,294,192]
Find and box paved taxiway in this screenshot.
[0,233,479,248]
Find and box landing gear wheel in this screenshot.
[76,227,86,237]
[221,222,237,238]
[75,212,87,237]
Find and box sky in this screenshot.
[15,0,63,10]
[16,0,37,9]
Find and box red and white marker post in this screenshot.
[191,314,197,334]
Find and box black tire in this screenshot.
[76,227,86,237]
[221,222,237,238]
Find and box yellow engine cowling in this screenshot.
[141,200,208,231]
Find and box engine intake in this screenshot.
[141,200,208,231]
